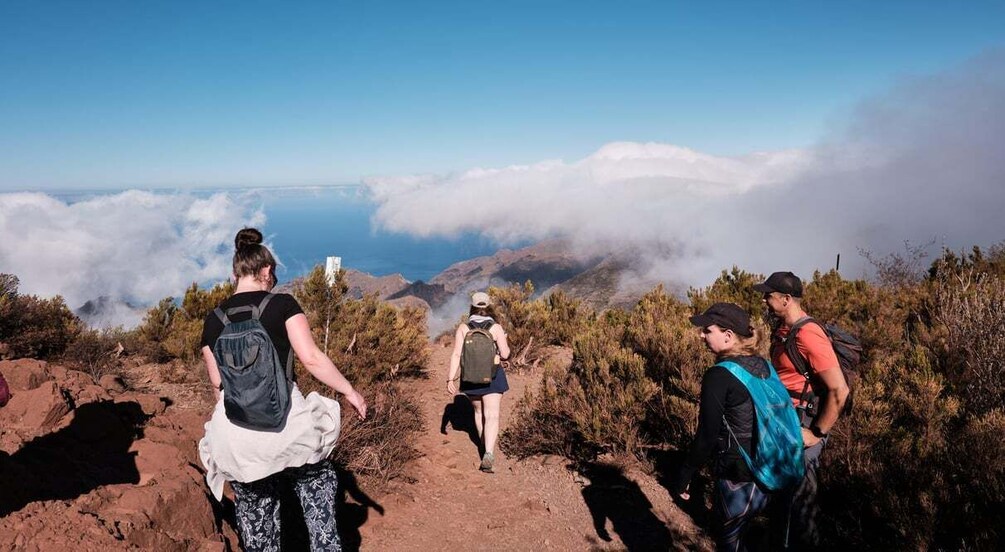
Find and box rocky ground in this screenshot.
[0,342,711,551]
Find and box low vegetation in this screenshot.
[503,244,1005,550]
[4,242,1004,548]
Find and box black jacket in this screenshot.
[671,355,769,493]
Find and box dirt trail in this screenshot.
[356,341,710,551]
[0,342,710,550]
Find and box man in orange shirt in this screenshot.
[755,271,849,549]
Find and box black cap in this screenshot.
[689,302,754,337]
[753,271,803,298]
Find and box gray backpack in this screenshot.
[460,320,499,385]
[212,294,293,431]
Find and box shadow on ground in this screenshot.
[650,449,712,529]
[440,395,481,455]
[0,400,148,517]
[580,461,673,551]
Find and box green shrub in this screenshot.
[292,266,427,389]
[566,319,658,455]
[0,274,82,360]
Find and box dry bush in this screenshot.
[536,290,595,346]
[329,380,424,484]
[62,327,128,382]
[135,281,235,362]
[932,269,1005,414]
[687,266,767,321]
[566,319,658,455]
[499,361,585,460]
[502,313,660,462]
[290,265,428,486]
[293,266,427,389]
[626,285,708,445]
[0,274,81,359]
[501,256,1005,549]
[487,281,545,365]
[810,257,1005,549]
[485,283,594,370]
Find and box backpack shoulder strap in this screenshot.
[784,316,818,378]
[256,293,275,320]
[214,307,230,326]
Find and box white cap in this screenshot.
[471,292,491,308]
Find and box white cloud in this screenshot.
[364,51,1005,289]
[0,190,265,326]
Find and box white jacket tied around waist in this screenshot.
[199,385,341,500]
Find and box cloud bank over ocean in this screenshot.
[365,51,1005,287]
[0,191,264,327]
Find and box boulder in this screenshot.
[115,392,167,416]
[0,359,52,391]
[98,373,126,393]
[1,381,71,429]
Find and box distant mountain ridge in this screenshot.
[343,239,663,311]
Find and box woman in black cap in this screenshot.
[672,302,777,552]
[445,291,511,473]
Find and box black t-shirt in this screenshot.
[201,292,305,377]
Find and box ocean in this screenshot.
[247,186,503,283]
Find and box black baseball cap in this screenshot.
[689,302,754,337]
[753,271,803,298]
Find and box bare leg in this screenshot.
[481,393,502,456]
[469,396,484,443]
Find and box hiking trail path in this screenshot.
[355,339,710,551]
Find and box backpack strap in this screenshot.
[213,307,230,326]
[783,316,817,378]
[783,317,819,406]
[256,293,294,382]
[256,293,275,321]
[467,319,495,331]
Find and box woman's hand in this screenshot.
[345,389,368,420]
[447,378,458,395]
[801,427,822,448]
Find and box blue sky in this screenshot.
[1,1,1003,191]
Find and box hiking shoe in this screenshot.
[480,452,495,473]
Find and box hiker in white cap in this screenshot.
[446,291,511,472]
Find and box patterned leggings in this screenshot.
[713,479,770,552]
[231,461,341,552]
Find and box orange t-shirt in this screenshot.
[770,320,840,405]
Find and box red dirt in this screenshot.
[0,343,711,551]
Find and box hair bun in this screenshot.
[235,228,264,250]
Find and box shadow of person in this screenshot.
[275,466,385,552]
[439,395,480,453]
[0,400,148,517]
[649,448,711,528]
[580,461,672,551]
[335,468,385,551]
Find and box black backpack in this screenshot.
[781,317,862,423]
[212,294,294,431]
[460,320,499,385]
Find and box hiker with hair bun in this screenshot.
[198,227,367,552]
[446,291,510,473]
[672,303,804,552]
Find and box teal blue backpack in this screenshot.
[717,360,805,491]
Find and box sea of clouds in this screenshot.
[0,191,264,327]
[1,51,1002,329]
[365,50,1005,290]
